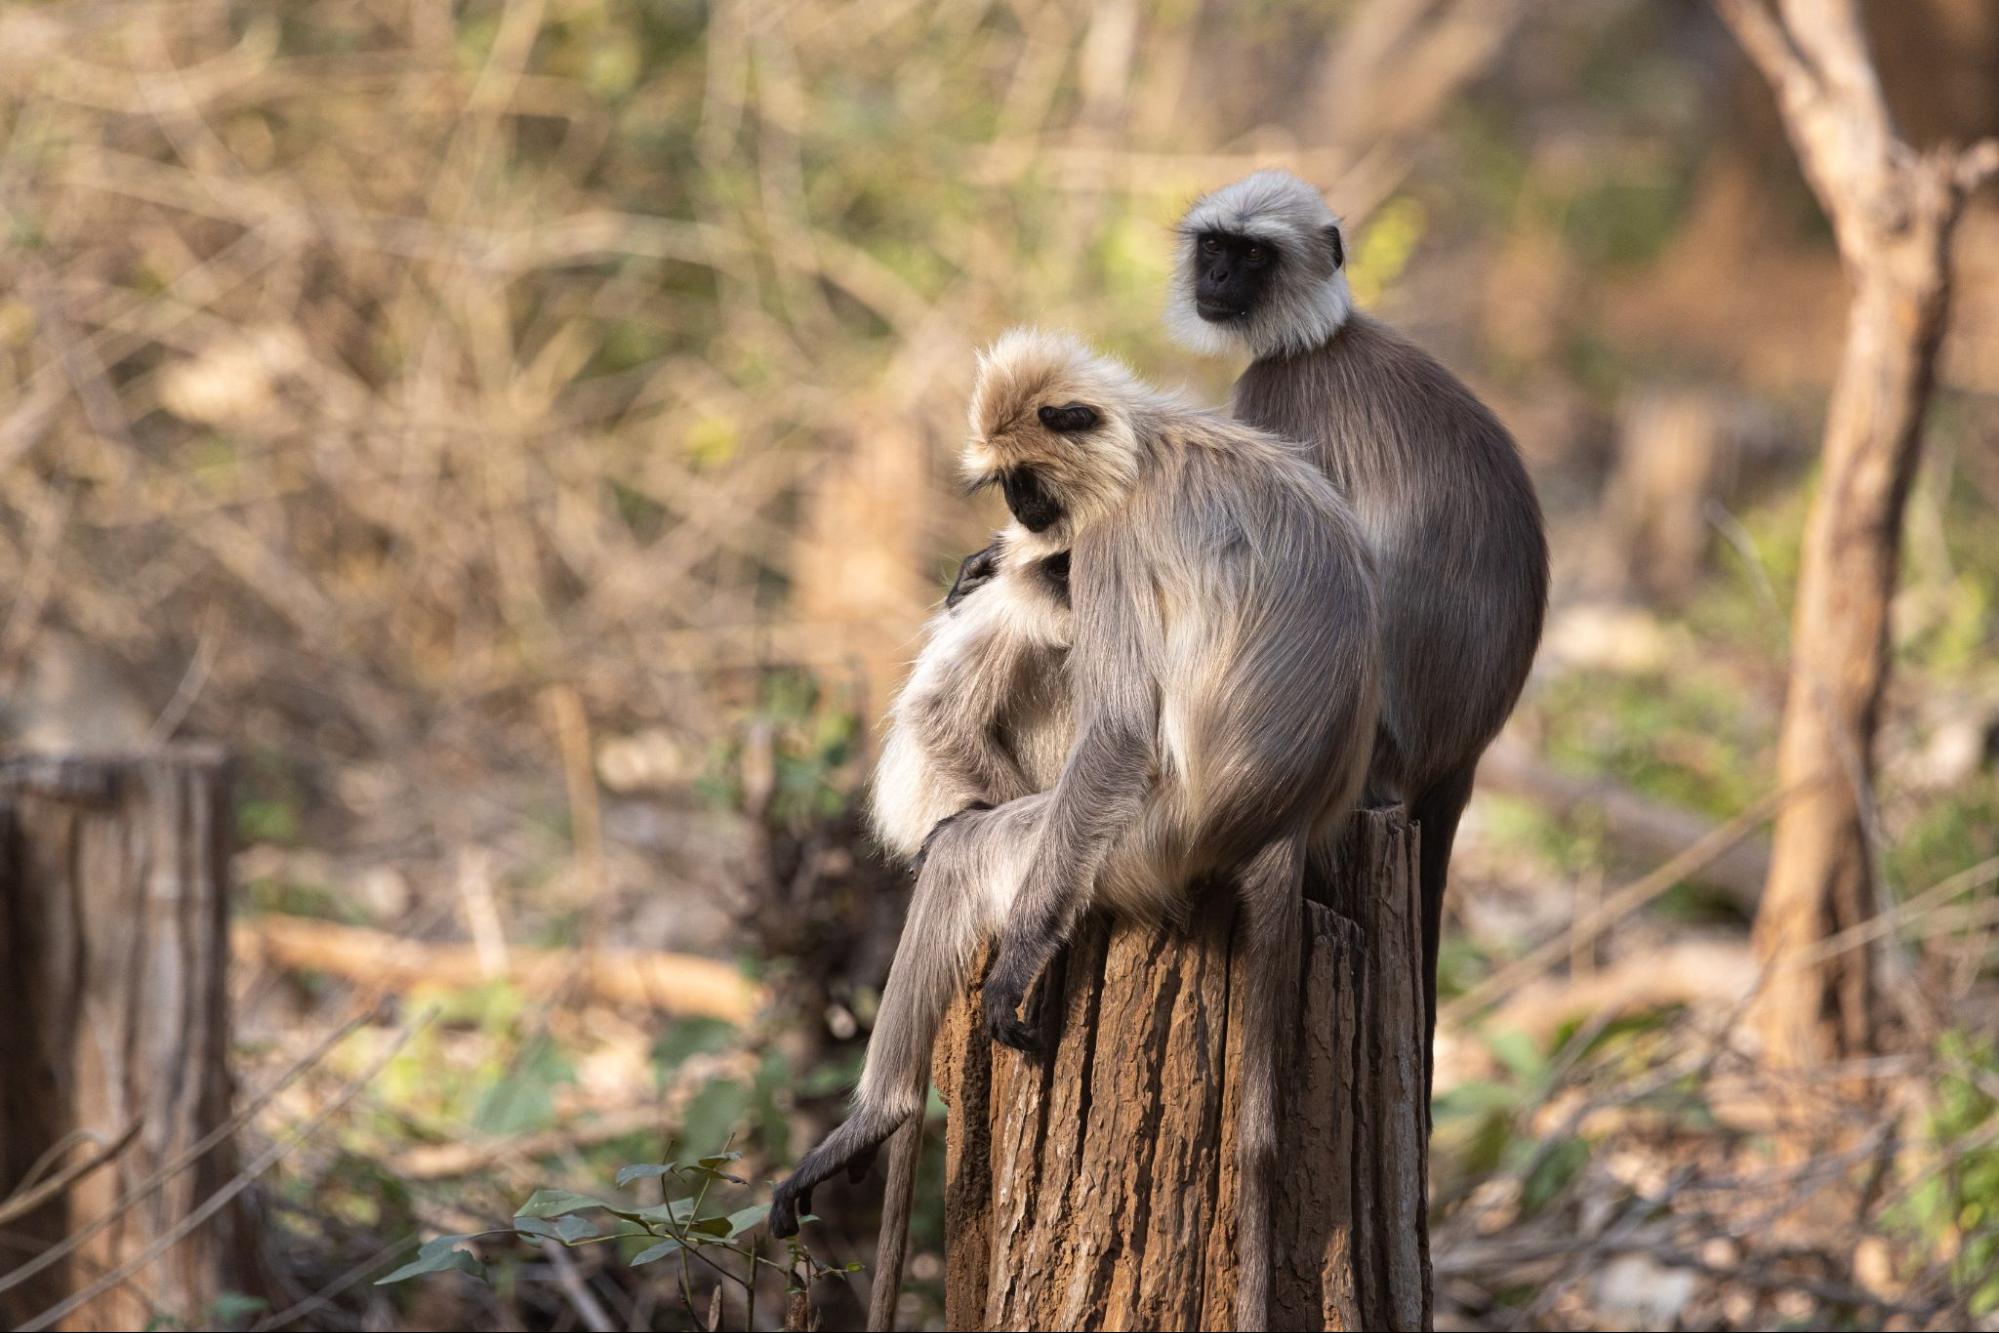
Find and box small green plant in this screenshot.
[1891,1031,1999,1316]
[375,1149,859,1328]
[699,671,862,831]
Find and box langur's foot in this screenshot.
[981,977,1039,1054]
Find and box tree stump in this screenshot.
[0,748,264,1331]
[932,808,1430,1332]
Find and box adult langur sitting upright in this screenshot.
[772,330,1381,1332]
[1168,169,1548,1090]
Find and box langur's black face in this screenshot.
[1192,231,1278,324]
[1001,466,1063,532]
[981,401,1101,533]
[1006,401,1101,531]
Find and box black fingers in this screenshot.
[987,1010,1039,1054]
[769,1114,906,1237]
[945,541,1003,608]
[769,1177,812,1239]
[771,1149,840,1238]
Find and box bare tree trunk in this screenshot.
[1714,0,1999,1064]
[931,809,1430,1332]
[0,748,265,1331]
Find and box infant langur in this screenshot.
[835,489,1077,1333]
[770,331,1380,1329]
[867,529,1075,866]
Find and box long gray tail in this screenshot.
[1233,835,1306,1332]
[866,1116,923,1330]
[771,798,1045,1239]
[1409,762,1477,1108]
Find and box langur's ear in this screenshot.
[1038,402,1099,434]
[1324,224,1344,270]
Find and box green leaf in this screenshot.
[687,1215,733,1236]
[753,1049,792,1159]
[208,1291,269,1326]
[615,1162,676,1188]
[1458,1109,1517,1178]
[1484,1028,1545,1082]
[724,1204,769,1237]
[683,1151,747,1185]
[555,1215,600,1244]
[1521,1136,1590,1214]
[515,1188,610,1220]
[630,1237,684,1267]
[798,1052,863,1097]
[1433,1080,1522,1118]
[635,1196,705,1228]
[375,1235,488,1285]
[474,1042,576,1135]
[518,1214,646,1246]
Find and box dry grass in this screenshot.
[4,3,1998,1330]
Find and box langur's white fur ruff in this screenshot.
[1166,169,1353,360]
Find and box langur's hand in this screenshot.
[944,541,1003,608]
[769,1175,811,1239]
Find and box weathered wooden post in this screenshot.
[932,808,1430,1331]
[0,748,265,1331]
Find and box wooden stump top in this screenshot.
[932,809,1431,1332]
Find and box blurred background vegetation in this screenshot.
[2,0,1997,1329]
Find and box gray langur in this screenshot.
[1168,169,1549,1088]
[867,529,1073,865]
[771,329,1381,1332]
[850,525,1074,1333]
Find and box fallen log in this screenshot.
[235,915,764,1022]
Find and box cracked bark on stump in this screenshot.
[931,808,1430,1332]
[0,748,265,1331]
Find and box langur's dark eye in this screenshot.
[1245,245,1266,265]
[1200,236,1221,256]
[1037,402,1099,434]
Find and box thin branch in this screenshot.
[16,1011,433,1332]
[0,1122,141,1229]
[0,1005,374,1301]
[1444,786,1789,1023]
[1711,0,1814,98]
[539,1240,618,1333]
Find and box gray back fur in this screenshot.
[1234,311,1545,801]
